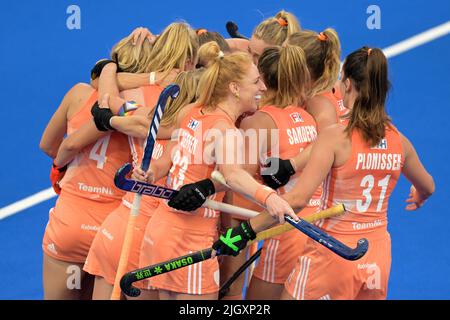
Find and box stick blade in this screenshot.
[114,163,133,189]
[347,238,369,261]
[225,21,248,39]
[120,273,141,297]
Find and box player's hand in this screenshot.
[405,185,427,211]
[212,221,256,257]
[261,157,296,189]
[132,167,155,184]
[265,193,298,224]
[168,179,215,211]
[130,27,156,46]
[50,162,67,194]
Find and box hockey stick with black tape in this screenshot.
[119,204,345,297]
[114,164,262,219]
[218,247,262,299]
[110,84,180,300]
[226,21,249,40]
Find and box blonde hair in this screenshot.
[144,22,199,77]
[258,45,310,108]
[110,36,153,73]
[197,30,230,52]
[197,41,224,68]
[253,10,301,45]
[160,69,204,126]
[196,51,253,109]
[287,28,341,96]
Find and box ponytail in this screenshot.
[197,41,224,68]
[343,47,391,146]
[287,28,341,96]
[253,10,301,46]
[275,10,301,37]
[258,45,310,108]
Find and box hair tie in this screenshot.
[218,51,225,59]
[317,32,327,42]
[196,28,207,36]
[367,48,373,56]
[277,17,288,27]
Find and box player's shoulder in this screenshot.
[307,94,336,111]
[68,82,95,97]
[240,110,274,130]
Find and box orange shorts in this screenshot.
[139,205,220,295]
[83,200,156,285]
[42,191,120,263]
[252,206,317,284]
[284,231,391,300]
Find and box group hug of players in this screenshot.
[40,10,434,300]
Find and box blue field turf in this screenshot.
[0,0,449,299]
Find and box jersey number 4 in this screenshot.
[357,174,391,212]
[89,135,111,169]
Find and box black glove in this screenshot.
[168,179,215,211]
[212,221,256,256]
[90,59,122,81]
[260,157,295,189]
[91,102,114,131]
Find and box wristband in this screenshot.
[117,101,140,116]
[149,72,156,85]
[91,102,114,131]
[255,185,276,205]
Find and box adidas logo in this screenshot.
[47,243,58,255]
[319,294,331,300]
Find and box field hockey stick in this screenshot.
[217,204,349,299]
[119,204,344,297]
[218,247,262,299]
[114,164,261,219]
[284,215,368,261]
[211,170,368,260]
[226,21,249,40]
[110,84,180,300]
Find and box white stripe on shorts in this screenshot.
[294,256,311,300]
